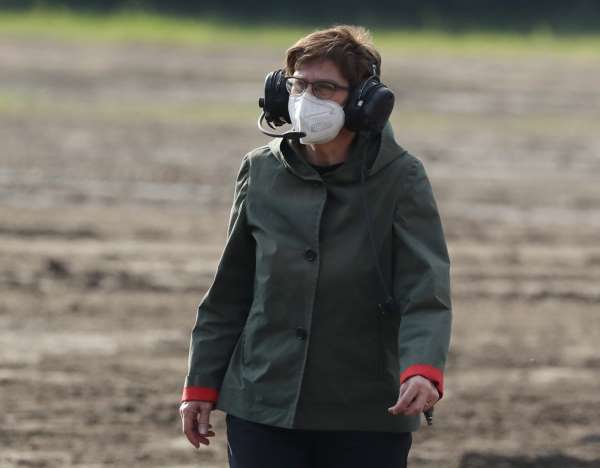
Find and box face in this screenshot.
[291,59,350,106]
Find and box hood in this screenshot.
[267,121,408,184]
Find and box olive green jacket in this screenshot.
[181,122,452,432]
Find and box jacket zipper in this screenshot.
[240,331,248,366]
[376,311,384,379]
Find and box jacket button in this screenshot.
[295,327,308,340]
[304,248,317,262]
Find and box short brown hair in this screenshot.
[284,25,382,88]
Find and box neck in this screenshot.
[301,128,357,166]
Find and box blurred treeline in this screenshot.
[2,0,600,32]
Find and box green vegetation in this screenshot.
[0,9,308,48]
[0,9,599,56]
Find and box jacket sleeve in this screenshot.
[393,157,452,399]
[181,154,255,402]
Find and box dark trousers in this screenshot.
[226,413,412,468]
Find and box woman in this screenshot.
[179,25,452,468]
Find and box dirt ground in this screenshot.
[1,37,599,467]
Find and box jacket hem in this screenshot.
[215,385,421,433]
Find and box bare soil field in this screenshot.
[1,37,599,467]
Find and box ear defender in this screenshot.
[257,63,394,137]
[258,69,290,127]
[343,65,395,133]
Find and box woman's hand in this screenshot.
[179,400,216,448]
[387,375,439,416]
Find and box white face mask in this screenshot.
[288,92,346,144]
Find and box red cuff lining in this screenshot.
[181,386,219,402]
[400,364,444,398]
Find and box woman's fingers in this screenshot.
[388,376,440,416]
[180,402,216,448]
[197,407,213,437]
[182,408,201,448]
[196,430,216,446]
[405,381,439,415]
[424,393,439,411]
[403,390,430,416]
[388,380,418,415]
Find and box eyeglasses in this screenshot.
[284,76,350,100]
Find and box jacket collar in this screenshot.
[267,121,407,184]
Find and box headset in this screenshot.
[257,62,395,138]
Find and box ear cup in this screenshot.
[259,69,290,126]
[358,82,395,133]
[344,77,395,133]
